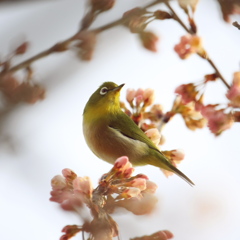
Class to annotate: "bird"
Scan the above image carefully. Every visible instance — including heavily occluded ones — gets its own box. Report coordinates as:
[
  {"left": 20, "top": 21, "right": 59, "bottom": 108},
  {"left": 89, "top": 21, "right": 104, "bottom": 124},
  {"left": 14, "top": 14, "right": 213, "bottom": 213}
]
[{"left": 83, "top": 82, "right": 194, "bottom": 186}]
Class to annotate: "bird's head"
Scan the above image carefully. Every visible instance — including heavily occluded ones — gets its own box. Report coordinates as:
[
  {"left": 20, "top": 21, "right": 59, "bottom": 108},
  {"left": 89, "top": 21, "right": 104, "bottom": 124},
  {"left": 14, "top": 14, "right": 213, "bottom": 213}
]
[{"left": 83, "top": 82, "right": 125, "bottom": 116}]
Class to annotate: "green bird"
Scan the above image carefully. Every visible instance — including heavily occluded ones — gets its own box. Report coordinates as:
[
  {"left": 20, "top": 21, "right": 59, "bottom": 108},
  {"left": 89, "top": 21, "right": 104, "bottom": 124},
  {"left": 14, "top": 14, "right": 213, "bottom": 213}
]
[{"left": 83, "top": 82, "right": 194, "bottom": 186}]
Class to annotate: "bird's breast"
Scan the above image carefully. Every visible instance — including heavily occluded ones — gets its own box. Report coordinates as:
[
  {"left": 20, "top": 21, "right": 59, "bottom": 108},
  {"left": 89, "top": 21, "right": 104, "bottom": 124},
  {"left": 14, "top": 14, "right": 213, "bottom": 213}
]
[{"left": 83, "top": 119, "right": 148, "bottom": 165}]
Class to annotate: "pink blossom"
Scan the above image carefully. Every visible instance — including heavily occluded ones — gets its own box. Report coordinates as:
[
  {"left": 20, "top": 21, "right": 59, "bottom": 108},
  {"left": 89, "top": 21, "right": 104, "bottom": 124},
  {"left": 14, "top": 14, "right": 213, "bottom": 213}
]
[
  {"left": 120, "top": 187, "right": 141, "bottom": 199},
  {"left": 60, "top": 225, "right": 81, "bottom": 240},
  {"left": 114, "top": 156, "right": 132, "bottom": 171},
  {"left": 170, "top": 149, "right": 185, "bottom": 161},
  {"left": 135, "top": 88, "right": 144, "bottom": 97},
  {"left": 128, "top": 178, "right": 147, "bottom": 191},
  {"left": 74, "top": 31, "right": 97, "bottom": 61},
  {"left": 178, "top": 0, "right": 199, "bottom": 13},
  {"left": 73, "top": 176, "right": 93, "bottom": 199},
  {"left": 136, "top": 95, "right": 143, "bottom": 107},
  {"left": 175, "top": 83, "right": 198, "bottom": 104},
  {"left": 123, "top": 167, "right": 135, "bottom": 178},
  {"left": 226, "top": 72, "right": 240, "bottom": 107},
  {"left": 174, "top": 35, "right": 202, "bottom": 59},
  {"left": 143, "top": 88, "right": 155, "bottom": 107},
  {"left": 134, "top": 173, "right": 149, "bottom": 180},
  {"left": 145, "top": 128, "right": 161, "bottom": 146},
  {"left": 51, "top": 175, "right": 66, "bottom": 190},
  {"left": 144, "top": 180, "right": 158, "bottom": 194},
  {"left": 201, "top": 105, "right": 234, "bottom": 135},
  {"left": 126, "top": 88, "right": 136, "bottom": 104},
  {"left": 62, "top": 168, "right": 77, "bottom": 182}
]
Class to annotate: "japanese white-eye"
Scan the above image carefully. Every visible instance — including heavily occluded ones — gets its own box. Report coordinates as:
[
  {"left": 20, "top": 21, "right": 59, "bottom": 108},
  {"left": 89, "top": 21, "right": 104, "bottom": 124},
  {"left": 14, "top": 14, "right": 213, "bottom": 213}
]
[{"left": 83, "top": 82, "right": 194, "bottom": 186}]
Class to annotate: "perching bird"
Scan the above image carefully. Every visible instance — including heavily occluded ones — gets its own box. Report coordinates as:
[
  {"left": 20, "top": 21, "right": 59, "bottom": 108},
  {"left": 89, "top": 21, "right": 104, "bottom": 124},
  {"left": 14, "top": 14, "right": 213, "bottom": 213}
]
[{"left": 83, "top": 82, "right": 194, "bottom": 186}]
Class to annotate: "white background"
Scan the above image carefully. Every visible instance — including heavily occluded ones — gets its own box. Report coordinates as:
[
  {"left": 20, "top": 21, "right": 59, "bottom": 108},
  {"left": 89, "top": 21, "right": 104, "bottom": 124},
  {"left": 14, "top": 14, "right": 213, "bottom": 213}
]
[{"left": 0, "top": 0, "right": 240, "bottom": 240}]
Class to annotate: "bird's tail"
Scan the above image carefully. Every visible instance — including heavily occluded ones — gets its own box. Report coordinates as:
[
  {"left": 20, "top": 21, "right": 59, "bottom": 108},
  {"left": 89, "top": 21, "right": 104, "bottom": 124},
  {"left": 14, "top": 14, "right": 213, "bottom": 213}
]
[
  {"left": 149, "top": 152, "right": 194, "bottom": 186},
  {"left": 165, "top": 161, "right": 195, "bottom": 186}
]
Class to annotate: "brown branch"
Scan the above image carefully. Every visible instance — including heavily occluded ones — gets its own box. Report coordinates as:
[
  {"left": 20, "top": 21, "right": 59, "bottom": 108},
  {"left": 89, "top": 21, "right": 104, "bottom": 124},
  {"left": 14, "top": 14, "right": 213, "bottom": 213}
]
[
  {"left": 4, "top": 0, "right": 165, "bottom": 75},
  {"left": 233, "top": 21, "right": 240, "bottom": 30},
  {"left": 164, "top": 1, "right": 230, "bottom": 89}
]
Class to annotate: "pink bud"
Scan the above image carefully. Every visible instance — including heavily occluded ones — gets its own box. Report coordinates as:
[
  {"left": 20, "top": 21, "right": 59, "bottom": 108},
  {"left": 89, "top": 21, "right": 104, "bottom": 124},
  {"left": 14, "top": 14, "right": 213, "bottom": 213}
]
[
  {"left": 126, "top": 88, "right": 136, "bottom": 103},
  {"left": 135, "top": 88, "right": 144, "bottom": 97},
  {"left": 134, "top": 174, "right": 149, "bottom": 180},
  {"left": 51, "top": 175, "right": 66, "bottom": 190},
  {"left": 62, "top": 168, "right": 77, "bottom": 182},
  {"left": 130, "top": 178, "right": 147, "bottom": 191},
  {"left": 145, "top": 128, "right": 161, "bottom": 146},
  {"left": 73, "top": 176, "right": 93, "bottom": 198},
  {"left": 171, "top": 149, "right": 185, "bottom": 161},
  {"left": 123, "top": 167, "right": 135, "bottom": 178},
  {"left": 121, "top": 187, "right": 141, "bottom": 198},
  {"left": 144, "top": 180, "right": 158, "bottom": 194},
  {"left": 136, "top": 95, "right": 143, "bottom": 107},
  {"left": 114, "top": 156, "right": 132, "bottom": 170},
  {"left": 143, "top": 88, "right": 155, "bottom": 106}
]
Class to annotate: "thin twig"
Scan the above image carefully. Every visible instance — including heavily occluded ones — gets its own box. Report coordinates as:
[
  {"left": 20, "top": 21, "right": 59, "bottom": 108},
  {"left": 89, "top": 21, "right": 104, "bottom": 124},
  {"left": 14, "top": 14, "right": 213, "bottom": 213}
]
[
  {"left": 232, "top": 21, "right": 240, "bottom": 30},
  {"left": 5, "top": 0, "right": 165, "bottom": 75},
  {"left": 164, "top": 1, "right": 230, "bottom": 89}
]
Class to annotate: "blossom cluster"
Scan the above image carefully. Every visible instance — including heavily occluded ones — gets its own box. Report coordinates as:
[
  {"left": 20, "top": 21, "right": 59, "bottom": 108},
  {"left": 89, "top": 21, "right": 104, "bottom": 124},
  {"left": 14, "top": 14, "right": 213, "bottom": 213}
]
[
  {"left": 0, "top": 42, "right": 45, "bottom": 105},
  {"left": 50, "top": 156, "right": 173, "bottom": 240},
  {"left": 174, "top": 34, "right": 205, "bottom": 59},
  {"left": 121, "top": 88, "right": 187, "bottom": 176},
  {"left": 174, "top": 71, "right": 240, "bottom": 135}
]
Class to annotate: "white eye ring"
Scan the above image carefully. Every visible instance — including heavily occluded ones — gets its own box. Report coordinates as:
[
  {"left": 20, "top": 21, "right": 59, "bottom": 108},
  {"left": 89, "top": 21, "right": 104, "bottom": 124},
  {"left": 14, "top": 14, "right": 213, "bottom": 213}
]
[{"left": 100, "top": 87, "right": 108, "bottom": 95}]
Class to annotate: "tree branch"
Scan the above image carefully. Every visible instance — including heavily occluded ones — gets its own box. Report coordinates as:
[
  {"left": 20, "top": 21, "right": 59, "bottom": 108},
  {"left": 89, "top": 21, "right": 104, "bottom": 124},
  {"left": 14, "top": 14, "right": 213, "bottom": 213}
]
[
  {"left": 164, "top": 1, "right": 230, "bottom": 89},
  {"left": 5, "top": 0, "right": 165, "bottom": 75}
]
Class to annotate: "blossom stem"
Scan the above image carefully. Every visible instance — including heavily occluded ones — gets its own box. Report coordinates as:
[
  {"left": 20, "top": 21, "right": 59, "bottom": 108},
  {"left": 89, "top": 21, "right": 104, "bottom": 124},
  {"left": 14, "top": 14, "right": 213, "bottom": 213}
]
[{"left": 164, "top": 1, "right": 230, "bottom": 89}]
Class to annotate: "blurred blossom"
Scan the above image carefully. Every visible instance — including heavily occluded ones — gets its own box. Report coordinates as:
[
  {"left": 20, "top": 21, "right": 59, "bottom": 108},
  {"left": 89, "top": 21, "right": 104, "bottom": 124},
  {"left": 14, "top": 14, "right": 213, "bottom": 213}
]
[
  {"left": 113, "top": 156, "right": 133, "bottom": 172},
  {"left": 143, "top": 88, "right": 155, "bottom": 107},
  {"left": 51, "top": 175, "right": 66, "bottom": 190},
  {"left": 126, "top": 88, "right": 136, "bottom": 104},
  {"left": 226, "top": 71, "right": 240, "bottom": 107},
  {"left": 139, "top": 31, "right": 159, "bottom": 52},
  {"left": 120, "top": 187, "right": 141, "bottom": 199},
  {"left": 62, "top": 168, "right": 77, "bottom": 181},
  {"left": 201, "top": 105, "right": 234, "bottom": 136},
  {"left": 173, "top": 98, "right": 207, "bottom": 130},
  {"left": 175, "top": 83, "right": 198, "bottom": 104},
  {"left": 178, "top": 0, "right": 199, "bottom": 13},
  {"left": 174, "top": 35, "right": 203, "bottom": 59},
  {"left": 73, "top": 176, "right": 93, "bottom": 199},
  {"left": 145, "top": 128, "right": 161, "bottom": 146},
  {"left": 60, "top": 225, "right": 82, "bottom": 240},
  {"left": 74, "top": 31, "right": 97, "bottom": 61},
  {"left": 144, "top": 180, "right": 158, "bottom": 194},
  {"left": 162, "top": 149, "right": 185, "bottom": 162}
]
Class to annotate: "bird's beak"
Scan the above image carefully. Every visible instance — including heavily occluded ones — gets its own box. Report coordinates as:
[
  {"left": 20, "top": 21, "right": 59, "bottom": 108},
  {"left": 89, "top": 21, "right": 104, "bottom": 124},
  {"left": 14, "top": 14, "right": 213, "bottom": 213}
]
[{"left": 112, "top": 83, "right": 125, "bottom": 92}]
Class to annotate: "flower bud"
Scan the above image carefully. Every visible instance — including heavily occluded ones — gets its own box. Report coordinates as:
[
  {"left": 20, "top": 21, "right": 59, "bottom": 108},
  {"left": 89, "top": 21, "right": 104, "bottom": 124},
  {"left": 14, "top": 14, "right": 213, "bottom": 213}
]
[
  {"left": 126, "top": 88, "right": 136, "bottom": 104},
  {"left": 73, "top": 176, "right": 93, "bottom": 198},
  {"left": 145, "top": 128, "right": 161, "bottom": 146},
  {"left": 143, "top": 88, "right": 155, "bottom": 107},
  {"left": 120, "top": 187, "right": 141, "bottom": 199},
  {"left": 51, "top": 175, "right": 66, "bottom": 190},
  {"left": 62, "top": 168, "right": 77, "bottom": 182}
]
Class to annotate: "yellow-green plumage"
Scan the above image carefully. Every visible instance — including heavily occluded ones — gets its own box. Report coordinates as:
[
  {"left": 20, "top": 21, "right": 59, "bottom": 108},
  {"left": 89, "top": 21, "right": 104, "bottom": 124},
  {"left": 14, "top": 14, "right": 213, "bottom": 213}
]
[{"left": 83, "top": 82, "right": 194, "bottom": 186}]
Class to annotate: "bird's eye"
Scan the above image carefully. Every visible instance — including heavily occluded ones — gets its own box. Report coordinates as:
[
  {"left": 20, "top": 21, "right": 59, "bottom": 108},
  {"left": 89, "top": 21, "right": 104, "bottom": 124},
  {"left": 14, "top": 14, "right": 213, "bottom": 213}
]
[{"left": 100, "top": 87, "right": 108, "bottom": 95}]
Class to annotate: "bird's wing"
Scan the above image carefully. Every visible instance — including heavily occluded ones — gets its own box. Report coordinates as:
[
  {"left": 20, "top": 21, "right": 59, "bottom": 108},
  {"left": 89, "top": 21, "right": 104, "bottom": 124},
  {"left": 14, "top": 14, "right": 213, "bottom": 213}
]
[{"left": 109, "top": 113, "right": 165, "bottom": 156}]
